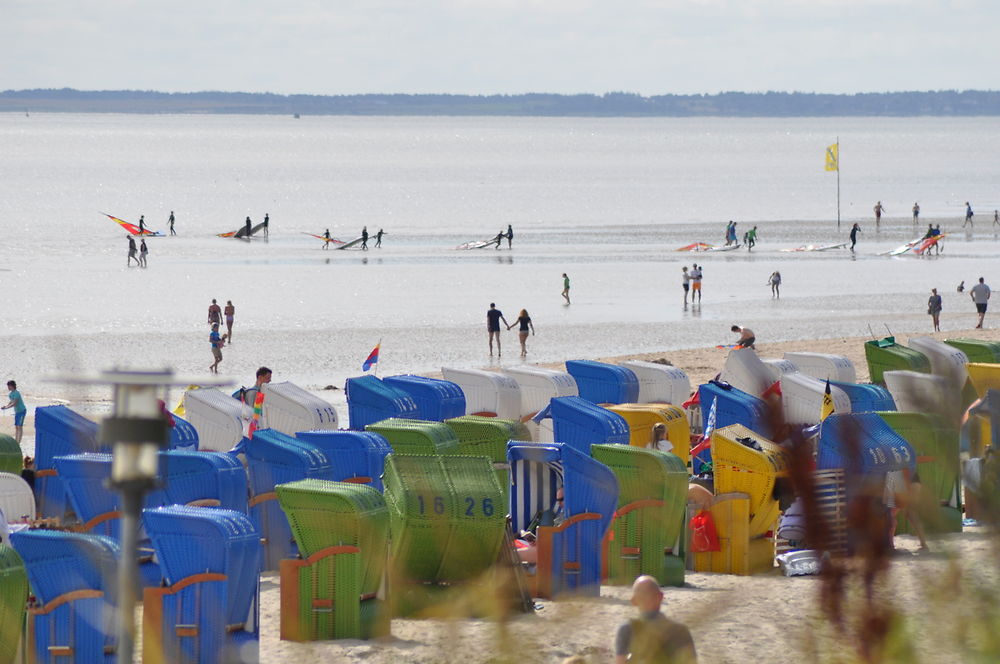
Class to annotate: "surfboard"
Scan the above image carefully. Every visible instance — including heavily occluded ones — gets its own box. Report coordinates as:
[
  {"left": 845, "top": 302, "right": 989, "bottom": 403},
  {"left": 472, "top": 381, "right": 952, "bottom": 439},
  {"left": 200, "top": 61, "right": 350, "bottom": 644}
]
[
  {"left": 708, "top": 243, "right": 741, "bottom": 252},
  {"left": 883, "top": 237, "right": 923, "bottom": 256},
  {"left": 335, "top": 236, "right": 365, "bottom": 250},
  {"left": 780, "top": 244, "right": 817, "bottom": 252},
  {"left": 815, "top": 242, "right": 849, "bottom": 251},
  {"left": 675, "top": 242, "right": 713, "bottom": 252},
  {"left": 455, "top": 238, "right": 495, "bottom": 250}
]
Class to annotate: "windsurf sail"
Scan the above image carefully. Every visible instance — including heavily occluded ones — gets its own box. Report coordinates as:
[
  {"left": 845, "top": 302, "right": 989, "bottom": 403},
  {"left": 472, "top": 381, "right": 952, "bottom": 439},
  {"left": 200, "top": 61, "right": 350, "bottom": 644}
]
[
  {"left": 675, "top": 242, "right": 713, "bottom": 252},
  {"left": 913, "top": 233, "right": 947, "bottom": 256},
  {"left": 707, "top": 243, "right": 741, "bottom": 252},
  {"left": 882, "top": 237, "right": 924, "bottom": 256},
  {"left": 248, "top": 221, "right": 267, "bottom": 236},
  {"left": 336, "top": 236, "right": 366, "bottom": 250},
  {"left": 103, "top": 212, "right": 162, "bottom": 236},
  {"left": 816, "top": 242, "right": 849, "bottom": 251},
  {"left": 455, "top": 238, "right": 495, "bottom": 250},
  {"left": 304, "top": 232, "right": 345, "bottom": 245}
]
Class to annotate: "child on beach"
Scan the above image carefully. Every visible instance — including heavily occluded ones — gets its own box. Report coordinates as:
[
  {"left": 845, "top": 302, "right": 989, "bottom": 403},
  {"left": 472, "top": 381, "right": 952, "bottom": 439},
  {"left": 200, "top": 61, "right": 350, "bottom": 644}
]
[
  {"left": 768, "top": 271, "right": 781, "bottom": 298},
  {"left": 1, "top": 381, "right": 26, "bottom": 446},
  {"left": 209, "top": 323, "right": 227, "bottom": 373},
  {"left": 682, "top": 266, "right": 690, "bottom": 303}
]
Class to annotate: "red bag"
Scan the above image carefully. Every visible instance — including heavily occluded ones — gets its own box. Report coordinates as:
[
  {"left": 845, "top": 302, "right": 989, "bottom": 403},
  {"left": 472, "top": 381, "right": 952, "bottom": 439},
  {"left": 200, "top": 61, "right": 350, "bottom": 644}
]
[{"left": 689, "top": 509, "right": 721, "bottom": 552}]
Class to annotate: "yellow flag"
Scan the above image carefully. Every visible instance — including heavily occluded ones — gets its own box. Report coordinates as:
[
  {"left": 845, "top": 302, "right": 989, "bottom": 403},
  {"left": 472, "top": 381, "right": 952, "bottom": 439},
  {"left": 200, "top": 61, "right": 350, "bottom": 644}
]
[
  {"left": 820, "top": 379, "right": 835, "bottom": 421},
  {"left": 825, "top": 143, "right": 839, "bottom": 172}
]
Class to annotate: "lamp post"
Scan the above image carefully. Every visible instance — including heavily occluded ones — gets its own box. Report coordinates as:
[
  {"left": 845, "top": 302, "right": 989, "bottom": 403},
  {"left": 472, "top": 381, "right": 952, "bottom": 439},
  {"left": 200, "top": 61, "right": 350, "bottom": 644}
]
[{"left": 51, "top": 368, "right": 227, "bottom": 664}]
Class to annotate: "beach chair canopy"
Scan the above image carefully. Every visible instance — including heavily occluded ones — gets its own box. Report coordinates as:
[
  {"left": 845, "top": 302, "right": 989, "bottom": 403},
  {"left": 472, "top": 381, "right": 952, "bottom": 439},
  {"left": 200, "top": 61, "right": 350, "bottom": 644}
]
[
  {"left": 711, "top": 424, "right": 790, "bottom": 536},
  {"left": 11, "top": 529, "right": 119, "bottom": 606},
  {"left": 547, "top": 396, "right": 630, "bottom": 454},
  {"left": 828, "top": 380, "right": 896, "bottom": 413},
  {"left": 780, "top": 373, "right": 852, "bottom": 426},
  {"left": 864, "top": 337, "right": 931, "bottom": 384},
  {"left": 817, "top": 413, "right": 917, "bottom": 475},
  {"left": 294, "top": 430, "right": 393, "bottom": 491},
  {"left": 883, "top": 370, "right": 960, "bottom": 418},
  {"left": 605, "top": 404, "right": 690, "bottom": 466},
  {"left": 943, "top": 338, "right": 1000, "bottom": 364},
  {"left": 168, "top": 413, "right": 199, "bottom": 451},
  {"left": 720, "top": 348, "right": 775, "bottom": 397},
  {"left": 182, "top": 387, "right": 245, "bottom": 452},
  {"left": 0, "top": 435, "right": 21, "bottom": 475},
  {"left": 365, "top": 418, "right": 460, "bottom": 455},
  {"left": 440, "top": 367, "right": 522, "bottom": 419},
  {"left": 245, "top": 428, "right": 332, "bottom": 495},
  {"left": 759, "top": 358, "right": 799, "bottom": 383},
  {"left": 783, "top": 352, "right": 857, "bottom": 383},
  {"left": 565, "top": 360, "right": 639, "bottom": 405},
  {"left": 34, "top": 405, "right": 100, "bottom": 470},
  {"left": 0, "top": 472, "right": 34, "bottom": 523},
  {"left": 908, "top": 337, "right": 969, "bottom": 383},
  {"left": 345, "top": 375, "right": 419, "bottom": 430},
  {"left": 444, "top": 415, "right": 531, "bottom": 462},
  {"left": 383, "top": 375, "right": 466, "bottom": 421},
  {"left": 506, "top": 442, "right": 618, "bottom": 537},
  {"left": 151, "top": 450, "right": 248, "bottom": 513},
  {"left": 503, "top": 366, "right": 578, "bottom": 416},
  {"left": 698, "top": 380, "right": 774, "bottom": 439},
  {"left": 618, "top": 360, "right": 691, "bottom": 405},
  {"left": 261, "top": 381, "right": 339, "bottom": 435}
]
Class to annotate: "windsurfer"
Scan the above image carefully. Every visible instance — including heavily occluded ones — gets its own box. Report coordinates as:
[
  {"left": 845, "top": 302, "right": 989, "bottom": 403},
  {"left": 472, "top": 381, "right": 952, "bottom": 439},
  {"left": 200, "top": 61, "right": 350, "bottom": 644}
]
[
  {"left": 361, "top": 226, "right": 369, "bottom": 250},
  {"left": 263, "top": 213, "right": 269, "bottom": 235},
  {"left": 376, "top": 228, "right": 384, "bottom": 248},
  {"left": 322, "top": 229, "right": 331, "bottom": 250},
  {"left": 169, "top": 211, "right": 176, "bottom": 235},
  {"left": 849, "top": 223, "right": 861, "bottom": 251},
  {"left": 245, "top": 217, "right": 252, "bottom": 237},
  {"left": 138, "top": 215, "right": 146, "bottom": 234}
]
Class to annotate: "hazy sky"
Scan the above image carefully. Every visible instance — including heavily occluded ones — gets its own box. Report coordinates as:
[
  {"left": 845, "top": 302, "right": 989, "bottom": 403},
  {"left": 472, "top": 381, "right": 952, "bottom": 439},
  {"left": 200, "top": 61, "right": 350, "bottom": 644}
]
[{"left": 4, "top": 0, "right": 997, "bottom": 95}]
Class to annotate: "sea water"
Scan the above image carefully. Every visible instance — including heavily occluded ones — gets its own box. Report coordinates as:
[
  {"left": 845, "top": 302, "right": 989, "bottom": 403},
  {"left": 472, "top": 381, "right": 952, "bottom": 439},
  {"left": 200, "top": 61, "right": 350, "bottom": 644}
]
[{"left": 1, "top": 113, "right": 999, "bottom": 401}]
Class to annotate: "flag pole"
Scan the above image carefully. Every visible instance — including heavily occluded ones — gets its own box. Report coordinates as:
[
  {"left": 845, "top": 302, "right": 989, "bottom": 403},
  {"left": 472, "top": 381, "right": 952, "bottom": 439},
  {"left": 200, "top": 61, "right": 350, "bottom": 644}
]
[
  {"left": 374, "top": 338, "right": 381, "bottom": 377},
  {"left": 836, "top": 137, "right": 841, "bottom": 231}
]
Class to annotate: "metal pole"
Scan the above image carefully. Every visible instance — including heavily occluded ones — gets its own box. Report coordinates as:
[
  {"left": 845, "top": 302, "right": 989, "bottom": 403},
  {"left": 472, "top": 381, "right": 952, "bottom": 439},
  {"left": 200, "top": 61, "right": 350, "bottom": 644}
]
[{"left": 117, "top": 488, "right": 142, "bottom": 664}]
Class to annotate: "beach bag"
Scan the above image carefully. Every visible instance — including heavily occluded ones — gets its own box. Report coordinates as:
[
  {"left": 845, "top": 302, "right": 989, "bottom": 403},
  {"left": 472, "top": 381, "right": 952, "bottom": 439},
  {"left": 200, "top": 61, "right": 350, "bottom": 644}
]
[
  {"left": 689, "top": 509, "right": 720, "bottom": 552},
  {"left": 778, "top": 498, "right": 807, "bottom": 543}
]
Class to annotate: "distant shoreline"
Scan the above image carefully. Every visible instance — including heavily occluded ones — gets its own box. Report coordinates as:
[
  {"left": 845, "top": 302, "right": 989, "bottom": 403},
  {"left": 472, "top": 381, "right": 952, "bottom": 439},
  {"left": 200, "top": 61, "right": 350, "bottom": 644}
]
[{"left": 3, "top": 88, "right": 1000, "bottom": 117}]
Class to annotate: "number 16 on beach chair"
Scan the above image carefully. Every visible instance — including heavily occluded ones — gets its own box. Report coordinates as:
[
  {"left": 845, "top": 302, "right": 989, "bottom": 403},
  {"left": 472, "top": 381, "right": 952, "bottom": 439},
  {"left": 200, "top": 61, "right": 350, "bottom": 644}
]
[{"left": 507, "top": 442, "right": 618, "bottom": 599}]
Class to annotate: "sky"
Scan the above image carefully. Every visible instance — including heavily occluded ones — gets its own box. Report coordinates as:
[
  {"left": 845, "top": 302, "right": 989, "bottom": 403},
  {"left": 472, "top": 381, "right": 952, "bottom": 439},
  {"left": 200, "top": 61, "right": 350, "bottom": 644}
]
[{"left": 3, "top": 0, "right": 998, "bottom": 96}]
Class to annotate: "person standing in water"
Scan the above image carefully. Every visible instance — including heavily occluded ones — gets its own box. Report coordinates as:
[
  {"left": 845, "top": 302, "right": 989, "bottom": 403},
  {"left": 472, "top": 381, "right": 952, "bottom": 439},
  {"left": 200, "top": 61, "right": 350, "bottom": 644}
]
[
  {"left": 874, "top": 201, "right": 884, "bottom": 227},
  {"left": 768, "top": 271, "right": 781, "bottom": 298},
  {"left": 361, "top": 226, "right": 369, "bottom": 250},
  {"left": 746, "top": 225, "right": 758, "bottom": 251},
  {"left": 561, "top": 273, "right": 571, "bottom": 304},
  {"left": 138, "top": 215, "right": 146, "bottom": 234},
  {"left": 912, "top": 202, "right": 920, "bottom": 223},
  {"left": 927, "top": 288, "right": 942, "bottom": 332},
  {"left": 207, "top": 299, "right": 223, "bottom": 327},
  {"left": 486, "top": 303, "right": 509, "bottom": 357},
  {"left": 964, "top": 202, "right": 974, "bottom": 227},
  {"left": 209, "top": 323, "right": 227, "bottom": 373},
  {"left": 849, "top": 223, "right": 861, "bottom": 252},
  {"left": 169, "top": 211, "right": 176, "bottom": 235},
  {"left": 375, "top": 228, "right": 384, "bottom": 248},
  {"left": 139, "top": 238, "right": 149, "bottom": 268},
  {"left": 322, "top": 229, "right": 331, "bottom": 250},
  {"left": 994, "top": 210, "right": 999, "bottom": 227},
  {"left": 224, "top": 300, "right": 235, "bottom": 344},
  {"left": 507, "top": 308, "right": 535, "bottom": 358},
  {"left": 244, "top": 216, "right": 252, "bottom": 237},
  {"left": 506, "top": 224, "right": 514, "bottom": 249},
  {"left": 681, "top": 266, "right": 691, "bottom": 304},
  {"left": 127, "top": 236, "right": 139, "bottom": 266},
  {"left": 971, "top": 277, "right": 991, "bottom": 329},
  {"left": 263, "top": 213, "right": 269, "bottom": 236},
  {"left": 690, "top": 263, "right": 702, "bottom": 303}
]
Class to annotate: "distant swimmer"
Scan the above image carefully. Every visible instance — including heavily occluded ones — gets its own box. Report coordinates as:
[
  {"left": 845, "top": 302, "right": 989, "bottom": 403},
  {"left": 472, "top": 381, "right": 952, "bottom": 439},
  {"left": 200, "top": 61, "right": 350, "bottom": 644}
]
[
  {"left": 912, "top": 202, "right": 920, "bottom": 222},
  {"left": 169, "top": 211, "right": 176, "bottom": 236},
  {"left": 139, "top": 238, "right": 148, "bottom": 268},
  {"left": 486, "top": 303, "right": 509, "bottom": 357},
  {"left": 849, "top": 223, "right": 861, "bottom": 252},
  {"left": 208, "top": 298, "right": 223, "bottom": 327},
  {"left": 138, "top": 215, "right": 146, "bottom": 235},
  {"left": 245, "top": 216, "right": 252, "bottom": 237},
  {"left": 964, "top": 202, "right": 974, "bottom": 227},
  {"left": 506, "top": 224, "right": 513, "bottom": 249},
  {"left": 768, "top": 271, "right": 781, "bottom": 298},
  {"left": 361, "top": 226, "right": 369, "bottom": 251},
  {"left": 682, "top": 266, "right": 690, "bottom": 304},
  {"left": 690, "top": 264, "right": 702, "bottom": 303},
  {"left": 322, "top": 228, "right": 331, "bottom": 250},
  {"left": 874, "top": 201, "right": 884, "bottom": 227},
  {"left": 731, "top": 325, "right": 756, "bottom": 349},
  {"left": 209, "top": 323, "right": 227, "bottom": 374},
  {"left": 263, "top": 213, "right": 269, "bottom": 236},
  {"left": 375, "top": 228, "right": 384, "bottom": 248},
  {"left": 224, "top": 300, "right": 235, "bottom": 344},
  {"left": 127, "top": 236, "right": 139, "bottom": 267},
  {"left": 561, "top": 273, "right": 571, "bottom": 304}
]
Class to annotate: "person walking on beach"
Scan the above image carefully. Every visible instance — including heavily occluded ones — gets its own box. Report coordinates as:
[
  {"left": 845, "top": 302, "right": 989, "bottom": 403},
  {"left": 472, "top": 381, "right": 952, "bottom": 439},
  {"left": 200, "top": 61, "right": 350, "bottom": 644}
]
[
  {"left": 732, "top": 325, "right": 756, "bottom": 349},
  {"left": 138, "top": 215, "right": 146, "bottom": 235},
  {"left": 506, "top": 224, "right": 513, "bottom": 249},
  {"left": 208, "top": 299, "right": 223, "bottom": 327},
  {"left": 849, "top": 223, "right": 861, "bottom": 252},
  {"left": 561, "top": 273, "right": 571, "bottom": 304},
  {"left": 169, "top": 211, "right": 176, "bottom": 236},
  {"left": 768, "top": 271, "right": 781, "bottom": 298},
  {"left": 690, "top": 264, "right": 702, "bottom": 303},
  {"left": 127, "top": 236, "right": 139, "bottom": 266},
  {"left": 361, "top": 226, "right": 369, "bottom": 250},
  {"left": 994, "top": 210, "right": 999, "bottom": 227},
  {"left": 486, "top": 303, "right": 509, "bottom": 357},
  {"left": 913, "top": 202, "right": 920, "bottom": 223},
  {"left": 928, "top": 288, "right": 943, "bottom": 332},
  {"left": 375, "top": 228, "right": 384, "bottom": 248},
  {"left": 971, "top": 277, "right": 991, "bottom": 329},
  {"left": 263, "top": 213, "right": 269, "bottom": 236},
  {"left": 746, "top": 225, "right": 758, "bottom": 251},
  {"left": 139, "top": 238, "right": 148, "bottom": 268},
  {"left": 1, "top": 381, "right": 27, "bottom": 447},
  {"left": 224, "top": 300, "right": 235, "bottom": 344},
  {"left": 614, "top": 575, "right": 697, "bottom": 664},
  {"left": 874, "top": 201, "right": 884, "bottom": 228},
  {"left": 681, "top": 266, "right": 691, "bottom": 304},
  {"left": 208, "top": 323, "right": 227, "bottom": 373},
  {"left": 963, "top": 202, "right": 974, "bottom": 227},
  {"left": 507, "top": 308, "right": 535, "bottom": 358}
]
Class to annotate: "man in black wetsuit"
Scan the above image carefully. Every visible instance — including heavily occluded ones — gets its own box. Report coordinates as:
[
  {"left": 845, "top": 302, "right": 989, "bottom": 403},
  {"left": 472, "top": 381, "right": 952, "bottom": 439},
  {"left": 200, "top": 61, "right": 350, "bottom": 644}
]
[
  {"left": 506, "top": 224, "right": 513, "bottom": 249},
  {"left": 138, "top": 215, "right": 146, "bottom": 234},
  {"left": 486, "top": 303, "right": 509, "bottom": 357},
  {"left": 245, "top": 216, "right": 252, "bottom": 237},
  {"left": 127, "top": 236, "right": 139, "bottom": 266},
  {"left": 169, "top": 211, "right": 176, "bottom": 235},
  {"left": 263, "top": 213, "right": 269, "bottom": 235},
  {"left": 375, "top": 229, "right": 384, "bottom": 248},
  {"left": 361, "top": 226, "right": 369, "bottom": 250},
  {"left": 322, "top": 229, "right": 331, "bottom": 250}
]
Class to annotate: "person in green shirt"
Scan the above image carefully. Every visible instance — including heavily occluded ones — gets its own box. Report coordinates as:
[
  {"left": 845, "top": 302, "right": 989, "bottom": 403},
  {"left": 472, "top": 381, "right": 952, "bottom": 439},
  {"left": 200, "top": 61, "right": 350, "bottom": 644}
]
[{"left": 2, "top": 380, "right": 26, "bottom": 446}]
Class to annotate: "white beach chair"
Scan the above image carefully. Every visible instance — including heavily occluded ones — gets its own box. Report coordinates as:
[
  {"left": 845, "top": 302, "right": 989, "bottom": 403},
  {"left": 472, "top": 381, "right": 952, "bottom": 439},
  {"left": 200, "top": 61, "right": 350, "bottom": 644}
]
[
  {"left": 759, "top": 358, "right": 799, "bottom": 383},
  {"left": 780, "top": 372, "right": 851, "bottom": 426},
  {"left": 907, "top": 337, "right": 969, "bottom": 385},
  {"left": 183, "top": 388, "right": 245, "bottom": 452},
  {"left": 719, "top": 348, "right": 774, "bottom": 396},
  {"left": 261, "top": 381, "right": 338, "bottom": 435},
  {"left": 504, "top": 366, "right": 578, "bottom": 442},
  {"left": 883, "top": 370, "right": 959, "bottom": 416},
  {"left": 783, "top": 352, "right": 857, "bottom": 383},
  {"left": 618, "top": 360, "right": 692, "bottom": 405},
  {"left": 440, "top": 367, "right": 522, "bottom": 419},
  {"left": 0, "top": 472, "right": 35, "bottom": 523}
]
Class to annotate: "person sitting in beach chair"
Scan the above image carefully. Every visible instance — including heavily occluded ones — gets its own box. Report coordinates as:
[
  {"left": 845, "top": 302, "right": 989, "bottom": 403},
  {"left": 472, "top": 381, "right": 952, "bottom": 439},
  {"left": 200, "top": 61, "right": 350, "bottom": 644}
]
[{"left": 514, "top": 486, "right": 565, "bottom": 564}]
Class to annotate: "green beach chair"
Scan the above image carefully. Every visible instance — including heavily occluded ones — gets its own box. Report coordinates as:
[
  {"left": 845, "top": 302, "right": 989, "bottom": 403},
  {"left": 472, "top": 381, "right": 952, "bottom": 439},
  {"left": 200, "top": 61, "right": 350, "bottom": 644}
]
[
  {"left": 864, "top": 337, "right": 931, "bottom": 384},
  {"left": 275, "top": 479, "right": 389, "bottom": 641},
  {"left": 0, "top": 436, "right": 21, "bottom": 476},
  {"left": 382, "top": 454, "right": 507, "bottom": 616},
  {"left": 365, "top": 418, "right": 460, "bottom": 455},
  {"left": 591, "top": 444, "right": 688, "bottom": 586},
  {"left": 944, "top": 338, "right": 1000, "bottom": 364},
  {"left": 0, "top": 544, "right": 27, "bottom": 664},
  {"left": 444, "top": 415, "right": 532, "bottom": 502},
  {"left": 878, "top": 412, "right": 962, "bottom": 533}
]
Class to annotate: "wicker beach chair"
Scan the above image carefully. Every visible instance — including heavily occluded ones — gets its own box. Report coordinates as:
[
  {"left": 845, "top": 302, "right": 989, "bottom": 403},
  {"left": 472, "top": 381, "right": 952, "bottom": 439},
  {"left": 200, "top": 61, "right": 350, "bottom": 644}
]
[
  {"left": 365, "top": 418, "right": 460, "bottom": 455},
  {"left": 0, "top": 472, "right": 35, "bottom": 524},
  {"left": 591, "top": 444, "right": 688, "bottom": 586},
  {"left": 275, "top": 479, "right": 389, "bottom": 640},
  {"left": 141, "top": 506, "right": 260, "bottom": 664},
  {"left": 383, "top": 375, "right": 466, "bottom": 421},
  {"left": 345, "top": 375, "right": 419, "bottom": 430},
  {"left": 565, "top": 360, "right": 640, "bottom": 405},
  {"left": 605, "top": 404, "right": 691, "bottom": 466},
  {"left": 152, "top": 450, "right": 248, "bottom": 513},
  {"left": 11, "top": 529, "right": 120, "bottom": 663},
  {"left": 0, "top": 436, "right": 20, "bottom": 476},
  {"left": 507, "top": 442, "right": 618, "bottom": 598},
  {"left": 444, "top": 415, "right": 531, "bottom": 502},
  {"left": 618, "top": 360, "right": 692, "bottom": 406},
  {"left": 294, "top": 430, "right": 393, "bottom": 491},
  {"left": 34, "top": 405, "right": 101, "bottom": 519},
  {"left": 260, "top": 381, "right": 339, "bottom": 435},
  {"left": 0, "top": 544, "right": 27, "bottom": 664},
  {"left": 245, "top": 429, "right": 333, "bottom": 571},
  {"left": 440, "top": 367, "right": 522, "bottom": 419},
  {"left": 864, "top": 336, "right": 930, "bottom": 384},
  {"left": 944, "top": 338, "right": 1000, "bottom": 364},
  {"left": 547, "top": 396, "right": 630, "bottom": 454}
]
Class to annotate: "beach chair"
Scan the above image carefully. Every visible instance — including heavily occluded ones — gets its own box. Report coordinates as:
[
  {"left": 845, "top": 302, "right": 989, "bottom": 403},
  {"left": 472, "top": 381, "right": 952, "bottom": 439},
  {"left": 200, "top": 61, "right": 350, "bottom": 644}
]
[
  {"left": 11, "top": 529, "right": 120, "bottom": 663},
  {"left": 276, "top": 479, "right": 389, "bottom": 640},
  {"left": 181, "top": 387, "right": 245, "bottom": 452},
  {"left": 592, "top": 444, "right": 688, "bottom": 586},
  {"left": 0, "top": 544, "right": 27, "bottom": 664},
  {"left": 444, "top": 415, "right": 531, "bottom": 501},
  {"left": 260, "top": 381, "right": 339, "bottom": 435},
  {"left": 565, "top": 360, "right": 639, "bottom": 405},
  {"left": 965, "top": 363, "right": 1000, "bottom": 399},
  {"left": 365, "top": 418, "right": 459, "bottom": 455},
  {"left": 33, "top": 405, "right": 101, "bottom": 519},
  {"left": 908, "top": 337, "right": 969, "bottom": 383},
  {"left": 944, "top": 338, "right": 1000, "bottom": 364},
  {"left": 719, "top": 348, "right": 775, "bottom": 397},
  {"left": 883, "top": 370, "right": 960, "bottom": 420},
  {"left": 382, "top": 454, "right": 507, "bottom": 615},
  {"left": 618, "top": 360, "right": 692, "bottom": 405},
  {"left": 142, "top": 506, "right": 260, "bottom": 664},
  {"left": 864, "top": 337, "right": 930, "bottom": 384},
  {"left": 440, "top": 367, "right": 522, "bottom": 419},
  {"left": 828, "top": 380, "right": 895, "bottom": 413},
  {"left": 544, "top": 396, "right": 630, "bottom": 454},
  {"left": 383, "top": 375, "right": 466, "bottom": 421},
  {"left": 504, "top": 366, "right": 578, "bottom": 442},
  {"left": 692, "top": 424, "right": 790, "bottom": 575},
  {"left": 345, "top": 376, "right": 419, "bottom": 430},
  {"left": 606, "top": 403, "right": 691, "bottom": 467},
  {"left": 245, "top": 429, "right": 333, "bottom": 571},
  {"left": 780, "top": 373, "right": 852, "bottom": 426},
  {"left": 168, "top": 414, "right": 200, "bottom": 451},
  {"left": 698, "top": 380, "right": 774, "bottom": 439},
  {"left": 879, "top": 412, "right": 962, "bottom": 533},
  {"left": 0, "top": 472, "right": 35, "bottom": 524},
  {"left": 0, "top": 435, "right": 20, "bottom": 476},
  {"left": 507, "top": 442, "right": 618, "bottom": 598},
  {"left": 294, "top": 430, "right": 393, "bottom": 491},
  {"left": 759, "top": 357, "right": 799, "bottom": 382},
  {"left": 151, "top": 450, "right": 249, "bottom": 514},
  {"left": 783, "top": 352, "right": 857, "bottom": 383}
]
